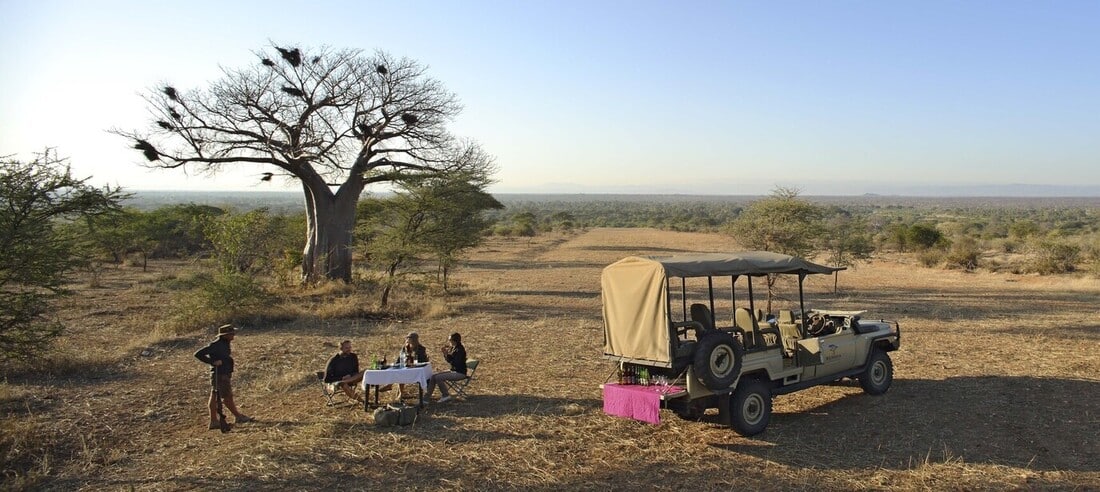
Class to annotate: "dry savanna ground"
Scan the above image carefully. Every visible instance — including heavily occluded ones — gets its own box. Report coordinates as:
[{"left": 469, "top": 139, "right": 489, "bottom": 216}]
[{"left": 2, "top": 228, "right": 1099, "bottom": 491}]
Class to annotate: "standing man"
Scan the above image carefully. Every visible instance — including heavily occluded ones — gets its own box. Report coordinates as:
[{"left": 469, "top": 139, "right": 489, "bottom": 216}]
[{"left": 195, "top": 324, "right": 253, "bottom": 429}]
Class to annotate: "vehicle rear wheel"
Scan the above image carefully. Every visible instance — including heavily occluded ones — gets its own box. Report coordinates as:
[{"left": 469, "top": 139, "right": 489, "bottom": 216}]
[
  {"left": 858, "top": 350, "right": 893, "bottom": 395},
  {"left": 729, "top": 378, "right": 771, "bottom": 436},
  {"left": 693, "top": 332, "right": 743, "bottom": 390}
]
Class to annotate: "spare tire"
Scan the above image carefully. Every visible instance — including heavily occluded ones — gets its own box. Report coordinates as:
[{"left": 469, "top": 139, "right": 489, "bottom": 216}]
[{"left": 693, "top": 332, "right": 743, "bottom": 390}]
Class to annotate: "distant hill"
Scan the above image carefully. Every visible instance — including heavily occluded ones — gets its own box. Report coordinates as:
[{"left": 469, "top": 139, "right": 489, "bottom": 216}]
[
  {"left": 124, "top": 190, "right": 1100, "bottom": 213},
  {"left": 123, "top": 191, "right": 307, "bottom": 213},
  {"left": 493, "top": 182, "right": 1100, "bottom": 197}
]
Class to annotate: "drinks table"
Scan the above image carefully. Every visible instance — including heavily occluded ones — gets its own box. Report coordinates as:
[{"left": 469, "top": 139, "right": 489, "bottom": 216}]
[{"left": 361, "top": 362, "right": 433, "bottom": 410}]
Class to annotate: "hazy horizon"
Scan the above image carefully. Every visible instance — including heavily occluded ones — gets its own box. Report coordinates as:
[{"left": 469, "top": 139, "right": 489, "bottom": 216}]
[{"left": 3, "top": 1, "right": 1099, "bottom": 194}]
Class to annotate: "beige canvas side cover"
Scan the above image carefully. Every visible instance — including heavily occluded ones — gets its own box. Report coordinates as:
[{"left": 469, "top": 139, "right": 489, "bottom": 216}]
[{"left": 601, "top": 257, "right": 671, "bottom": 364}]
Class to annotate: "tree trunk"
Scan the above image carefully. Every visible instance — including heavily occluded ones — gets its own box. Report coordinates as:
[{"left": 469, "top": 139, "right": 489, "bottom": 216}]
[
  {"left": 380, "top": 257, "right": 402, "bottom": 307},
  {"left": 442, "top": 263, "right": 449, "bottom": 292},
  {"left": 300, "top": 178, "right": 363, "bottom": 283}
]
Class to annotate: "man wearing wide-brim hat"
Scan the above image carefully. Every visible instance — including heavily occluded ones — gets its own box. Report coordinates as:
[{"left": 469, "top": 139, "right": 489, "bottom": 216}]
[{"left": 194, "top": 324, "right": 253, "bottom": 429}]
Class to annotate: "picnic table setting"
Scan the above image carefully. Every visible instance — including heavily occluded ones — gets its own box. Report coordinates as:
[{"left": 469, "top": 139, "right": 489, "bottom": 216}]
[{"left": 360, "top": 358, "right": 433, "bottom": 409}]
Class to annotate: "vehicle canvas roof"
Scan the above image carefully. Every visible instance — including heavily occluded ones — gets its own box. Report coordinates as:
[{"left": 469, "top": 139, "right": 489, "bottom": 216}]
[
  {"left": 641, "top": 251, "right": 842, "bottom": 278},
  {"left": 601, "top": 251, "right": 841, "bottom": 365}
]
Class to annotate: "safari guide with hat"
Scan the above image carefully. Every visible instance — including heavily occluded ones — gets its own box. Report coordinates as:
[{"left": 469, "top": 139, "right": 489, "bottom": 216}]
[{"left": 194, "top": 324, "right": 253, "bottom": 429}]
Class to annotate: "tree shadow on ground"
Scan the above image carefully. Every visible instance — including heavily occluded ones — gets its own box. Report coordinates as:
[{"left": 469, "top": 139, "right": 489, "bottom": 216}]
[
  {"left": 577, "top": 245, "right": 700, "bottom": 254},
  {"left": 824, "top": 287, "right": 1098, "bottom": 323},
  {"left": 710, "top": 376, "right": 1100, "bottom": 472},
  {"left": 455, "top": 297, "right": 597, "bottom": 321},
  {"left": 463, "top": 259, "right": 606, "bottom": 270}
]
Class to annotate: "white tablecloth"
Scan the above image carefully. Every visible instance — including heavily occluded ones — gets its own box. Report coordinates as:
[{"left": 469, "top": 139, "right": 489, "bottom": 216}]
[{"left": 361, "top": 363, "right": 433, "bottom": 391}]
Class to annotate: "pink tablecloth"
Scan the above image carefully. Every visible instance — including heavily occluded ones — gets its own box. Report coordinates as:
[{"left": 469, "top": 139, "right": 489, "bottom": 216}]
[{"left": 602, "top": 383, "right": 684, "bottom": 425}]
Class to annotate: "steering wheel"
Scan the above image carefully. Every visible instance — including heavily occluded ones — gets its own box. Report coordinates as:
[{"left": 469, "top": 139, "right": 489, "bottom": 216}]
[{"left": 807, "top": 314, "right": 826, "bottom": 337}]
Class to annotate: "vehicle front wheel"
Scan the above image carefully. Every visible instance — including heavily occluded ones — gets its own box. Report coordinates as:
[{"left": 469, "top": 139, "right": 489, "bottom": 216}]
[
  {"left": 729, "top": 378, "right": 771, "bottom": 437},
  {"left": 858, "top": 350, "right": 893, "bottom": 395}
]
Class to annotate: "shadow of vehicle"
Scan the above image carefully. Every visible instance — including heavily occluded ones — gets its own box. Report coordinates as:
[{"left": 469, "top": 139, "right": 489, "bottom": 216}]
[{"left": 709, "top": 375, "right": 1099, "bottom": 472}]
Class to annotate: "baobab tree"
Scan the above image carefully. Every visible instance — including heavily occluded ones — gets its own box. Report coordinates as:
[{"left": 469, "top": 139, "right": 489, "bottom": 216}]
[{"left": 115, "top": 44, "right": 495, "bottom": 282}]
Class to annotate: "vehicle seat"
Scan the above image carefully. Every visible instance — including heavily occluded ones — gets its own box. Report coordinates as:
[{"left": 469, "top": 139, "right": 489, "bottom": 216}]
[
  {"left": 734, "top": 308, "right": 758, "bottom": 349},
  {"left": 737, "top": 307, "right": 781, "bottom": 350},
  {"left": 689, "top": 303, "right": 715, "bottom": 332},
  {"left": 776, "top": 310, "right": 800, "bottom": 357}
]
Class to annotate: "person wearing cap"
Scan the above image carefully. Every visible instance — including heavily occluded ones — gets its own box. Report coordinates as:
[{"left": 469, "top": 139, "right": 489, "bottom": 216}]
[
  {"left": 396, "top": 332, "right": 429, "bottom": 400},
  {"left": 400, "top": 332, "right": 429, "bottom": 364},
  {"left": 194, "top": 324, "right": 252, "bottom": 429}
]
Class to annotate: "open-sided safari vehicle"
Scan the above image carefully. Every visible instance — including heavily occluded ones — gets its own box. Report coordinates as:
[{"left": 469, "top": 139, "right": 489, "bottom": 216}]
[{"left": 601, "top": 251, "right": 900, "bottom": 436}]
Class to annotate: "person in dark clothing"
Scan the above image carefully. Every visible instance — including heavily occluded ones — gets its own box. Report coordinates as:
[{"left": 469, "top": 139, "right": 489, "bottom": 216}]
[
  {"left": 194, "top": 324, "right": 252, "bottom": 429},
  {"left": 325, "top": 340, "right": 364, "bottom": 401},
  {"left": 400, "top": 332, "right": 429, "bottom": 364},
  {"left": 426, "top": 332, "right": 468, "bottom": 403},
  {"left": 393, "top": 332, "right": 429, "bottom": 400}
]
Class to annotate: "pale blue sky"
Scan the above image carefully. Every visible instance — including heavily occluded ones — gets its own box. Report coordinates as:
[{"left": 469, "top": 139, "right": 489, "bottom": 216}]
[{"left": 2, "top": 1, "right": 1098, "bottom": 195}]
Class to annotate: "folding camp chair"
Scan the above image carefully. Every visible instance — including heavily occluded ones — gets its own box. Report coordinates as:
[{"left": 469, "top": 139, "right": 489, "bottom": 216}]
[
  {"left": 316, "top": 370, "right": 359, "bottom": 406},
  {"left": 444, "top": 359, "right": 479, "bottom": 399},
  {"left": 316, "top": 371, "right": 340, "bottom": 406}
]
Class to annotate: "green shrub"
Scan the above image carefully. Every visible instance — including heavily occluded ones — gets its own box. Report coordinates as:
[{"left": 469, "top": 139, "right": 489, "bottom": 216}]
[
  {"left": 166, "top": 271, "right": 272, "bottom": 330},
  {"left": 908, "top": 224, "right": 946, "bottom": 250},
  {"left": 918, "top": 249, "right": 943, "bottom": 268},
  {"left": 1029, "top": 240, "right": 1081, "bottom": 274},
  {"left": 944, "top": 238, "right": 981, "bottom": 271},
  {"left": 998, "top": 239, "right": 1022, "bottom": 254},
  {"left": 195, "top": 271, "right": 272, "bottom": 313},
  {"left": 512, "top": 223, "right": 536, "bottom": 237}
]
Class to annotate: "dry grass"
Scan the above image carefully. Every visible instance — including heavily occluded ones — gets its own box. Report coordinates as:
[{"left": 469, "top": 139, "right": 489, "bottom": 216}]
[{"left": 2, "top": 228, "right": 1098, "bottom": 491}]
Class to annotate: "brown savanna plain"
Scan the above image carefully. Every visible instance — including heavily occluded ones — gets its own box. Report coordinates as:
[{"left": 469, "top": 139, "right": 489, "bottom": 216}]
[{"left": 3, "top": 228, "right": 1098, "bottom": 491}]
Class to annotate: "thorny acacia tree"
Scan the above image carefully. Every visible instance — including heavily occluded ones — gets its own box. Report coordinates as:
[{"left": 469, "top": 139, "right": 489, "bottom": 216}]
[
  {"left": 0, "top": 150, "right": 125, "bottom": 360},
  {"left": 728, "top": 187, "right": 826, "bottom": 310},
  {"left": 116, "top": 44, "right": 494, "bottom": 282},
  {"left": 359, "top": 168, "right": 501, "bottom": 306}
]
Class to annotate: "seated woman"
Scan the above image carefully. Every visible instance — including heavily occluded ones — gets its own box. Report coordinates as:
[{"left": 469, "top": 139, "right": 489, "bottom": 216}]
[
  {"left": 324, "top": 340, "right": 364, "bottom": 402},
  {"left": 400, "top": 332, "right": 429, "bottom": 364},
  {"left": 395, "top": 332, "right": 429, "bottom": 400},
  {"left": 426, "top": 333, "right": 468, "bottom": 403}
]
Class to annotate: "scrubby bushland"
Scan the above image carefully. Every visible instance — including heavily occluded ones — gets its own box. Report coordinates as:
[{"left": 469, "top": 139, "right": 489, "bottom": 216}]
[
  {"left": 0, "top": 150, "right": 125, "bottom": 360},
  {"left": 1029, "top": 240, "right": 1081, "bottom": 274},
  {"left": 944, "top": 237, "right": 982, "bottom": 271},
  {"left": 357, "top": 170, "right": 500, "bottom": 306}
]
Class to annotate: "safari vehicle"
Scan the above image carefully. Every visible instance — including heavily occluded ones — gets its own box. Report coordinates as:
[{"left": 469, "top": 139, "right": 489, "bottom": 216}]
[{"left": 601, "top": 251, "right": 900, "bottom": 436}]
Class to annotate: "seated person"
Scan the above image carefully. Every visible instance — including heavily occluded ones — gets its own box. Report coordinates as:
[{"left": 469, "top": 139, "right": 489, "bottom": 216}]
[
  {"left": 400, "top": 332, "right": 429, "bottom": 364},
  {"left": 395, "top": 332, "right": 429, "bottom": 400},
  {"left": 324, "top": 340, "right": 364, "bottom": 402},
  {"left": 426, "top": 333, "right": 468, "bottom": 403}
]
